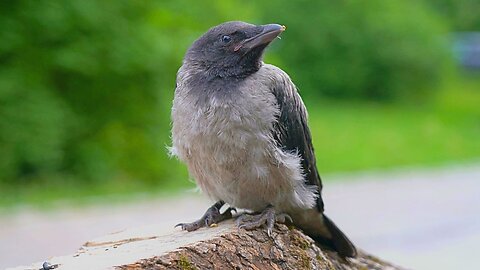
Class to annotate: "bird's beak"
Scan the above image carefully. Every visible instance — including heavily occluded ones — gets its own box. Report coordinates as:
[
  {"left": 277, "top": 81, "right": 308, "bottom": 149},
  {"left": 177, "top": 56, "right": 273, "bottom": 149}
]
[{"left": 235, "top": 24, "right": 286, "bottom": 52}]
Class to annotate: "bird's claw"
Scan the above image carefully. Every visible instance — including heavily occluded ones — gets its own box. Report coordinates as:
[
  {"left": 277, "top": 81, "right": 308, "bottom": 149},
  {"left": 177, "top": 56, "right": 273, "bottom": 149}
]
[
  {"left": 236, "top": 206, "right": 290, "bottom": 238},
  {"left": 175, "top": 221, "right": 202, "bottom": 232},
  {"left": 176, "top": 203, "right": 235, "bottom": 232}
]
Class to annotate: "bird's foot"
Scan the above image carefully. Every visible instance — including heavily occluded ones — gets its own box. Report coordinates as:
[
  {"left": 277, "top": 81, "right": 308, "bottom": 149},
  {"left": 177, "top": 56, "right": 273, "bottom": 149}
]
[
  {"left": 236, "top": 205, "right": 292, "bottom": 237},
  {"left": 175, "top": 201, "right": 236, "bottom": 232}
]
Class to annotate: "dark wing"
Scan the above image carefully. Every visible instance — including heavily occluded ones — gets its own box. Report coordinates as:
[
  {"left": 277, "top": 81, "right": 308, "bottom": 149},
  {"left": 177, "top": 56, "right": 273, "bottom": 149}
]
[{"left": 270, "top": 76, "right": 325, "bottom": 212}]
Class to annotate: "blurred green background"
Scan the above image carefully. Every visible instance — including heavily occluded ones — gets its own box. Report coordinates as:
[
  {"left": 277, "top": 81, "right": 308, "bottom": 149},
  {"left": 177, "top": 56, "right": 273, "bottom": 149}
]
[{"left": 1, "top": 0, "right": 479, "bottom": 207}]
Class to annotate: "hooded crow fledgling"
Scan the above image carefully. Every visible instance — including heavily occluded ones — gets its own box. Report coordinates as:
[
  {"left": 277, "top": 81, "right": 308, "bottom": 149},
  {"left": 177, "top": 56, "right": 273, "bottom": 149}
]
[{"left": 171, "top": 21, "right": 357, "bottom": 258}]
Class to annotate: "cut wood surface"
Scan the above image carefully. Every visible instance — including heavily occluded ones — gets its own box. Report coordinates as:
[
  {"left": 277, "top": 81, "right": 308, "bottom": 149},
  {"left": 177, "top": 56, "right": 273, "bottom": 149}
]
[{"left": 11, "top": 220, "right": 403, "bottom": 270}]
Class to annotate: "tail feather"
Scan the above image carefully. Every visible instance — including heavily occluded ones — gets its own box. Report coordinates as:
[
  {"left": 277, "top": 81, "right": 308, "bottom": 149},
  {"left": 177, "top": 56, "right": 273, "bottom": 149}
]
[
  {"left": 292, "top": 209, "right": 357, "bottom": 258},
  {"left": 321, "top": 214, "right": 357, "bottom": 258}
]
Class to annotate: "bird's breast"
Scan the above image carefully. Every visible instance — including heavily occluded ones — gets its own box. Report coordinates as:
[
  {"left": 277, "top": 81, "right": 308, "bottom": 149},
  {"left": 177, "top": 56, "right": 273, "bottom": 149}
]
[
  {"left": 171, "top": 80, "right": 281, "bottom": 208},
  {"left": 172, "top": 76, "right": 279, "bottom": 161}
]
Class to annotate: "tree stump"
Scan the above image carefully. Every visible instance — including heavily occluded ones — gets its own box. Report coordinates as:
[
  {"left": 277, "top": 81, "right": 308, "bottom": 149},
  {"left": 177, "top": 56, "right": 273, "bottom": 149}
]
[{"left": 11, "top": 220, "right": 403, "bottom": 270}]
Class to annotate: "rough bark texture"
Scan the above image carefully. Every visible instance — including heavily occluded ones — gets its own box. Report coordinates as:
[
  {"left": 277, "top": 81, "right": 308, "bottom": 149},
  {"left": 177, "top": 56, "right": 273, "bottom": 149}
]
[
  {"left": 11, "top": 220, "right": 403, "bottom": 270},
  {"left": 117, "top": 222, "right": 401, "bottom": 270}
]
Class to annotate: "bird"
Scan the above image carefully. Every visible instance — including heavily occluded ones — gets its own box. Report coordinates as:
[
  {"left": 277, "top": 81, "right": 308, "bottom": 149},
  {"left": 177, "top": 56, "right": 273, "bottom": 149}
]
[{"left": 170, "top": 21, "right": 357, "bottom": 258}]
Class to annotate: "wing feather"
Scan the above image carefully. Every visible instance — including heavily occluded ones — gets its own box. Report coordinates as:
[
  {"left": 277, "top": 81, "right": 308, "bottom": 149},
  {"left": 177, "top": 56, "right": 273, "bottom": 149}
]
[{"left": 270, "top": 74, "right": 324, "bottom": 212}]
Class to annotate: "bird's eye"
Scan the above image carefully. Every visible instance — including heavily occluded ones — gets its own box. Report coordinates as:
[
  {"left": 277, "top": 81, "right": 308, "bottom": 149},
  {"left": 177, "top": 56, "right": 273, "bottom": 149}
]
[{"left": 221, "top": 35, "right": 232, "bottom": 43}]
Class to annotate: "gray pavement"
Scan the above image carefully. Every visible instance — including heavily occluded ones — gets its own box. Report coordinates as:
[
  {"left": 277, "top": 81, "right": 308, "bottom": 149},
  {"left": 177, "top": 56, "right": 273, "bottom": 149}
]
[{"left": 1, "top": 163, "right": 479, "bottom": 270}]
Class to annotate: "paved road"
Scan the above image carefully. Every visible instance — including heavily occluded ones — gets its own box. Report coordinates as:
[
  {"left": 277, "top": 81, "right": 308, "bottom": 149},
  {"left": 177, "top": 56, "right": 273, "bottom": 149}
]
[{"left": 1, "top": 164, "right": 479, "bottom": 270}]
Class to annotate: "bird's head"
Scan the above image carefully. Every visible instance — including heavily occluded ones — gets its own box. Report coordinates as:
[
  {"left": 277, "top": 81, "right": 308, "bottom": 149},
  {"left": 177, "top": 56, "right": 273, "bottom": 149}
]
[{"left": 184, "top": 21, "right": 285, "bottom": 79}]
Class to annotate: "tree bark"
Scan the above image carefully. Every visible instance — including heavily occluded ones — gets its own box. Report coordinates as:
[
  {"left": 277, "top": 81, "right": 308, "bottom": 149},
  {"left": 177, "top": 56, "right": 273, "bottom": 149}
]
[
  {"left": 119, "top": 222, "right": 402, "bottom": 270},
  {"left": 12, "top": 220, "right": 403, "bottom": 270}
]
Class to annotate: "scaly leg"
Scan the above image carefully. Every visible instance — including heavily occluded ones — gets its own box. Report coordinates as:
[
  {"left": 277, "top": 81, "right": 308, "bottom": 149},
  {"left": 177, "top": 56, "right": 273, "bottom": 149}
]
[
  {"left": 176, "top": 200, "right": 235, "bottom": 231},
  {"left": 236, "top": 205, "right": 292, "bottom": 236}
]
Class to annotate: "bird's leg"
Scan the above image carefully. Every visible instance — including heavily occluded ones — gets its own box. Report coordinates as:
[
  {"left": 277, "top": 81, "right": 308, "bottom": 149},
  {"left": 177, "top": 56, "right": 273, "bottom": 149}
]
[
  {"left": 175, "top": 200, "right": 235, "bottom": 232},
  {"left": 236, "top": 205, "right": 292, "bottom": 236}
]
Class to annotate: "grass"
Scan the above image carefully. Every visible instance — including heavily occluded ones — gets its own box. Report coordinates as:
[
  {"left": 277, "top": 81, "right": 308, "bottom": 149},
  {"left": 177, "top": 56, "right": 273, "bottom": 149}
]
[
  {"left": 0, "top": 175, "right": 194, "bottom": 211},
  {"left": 307, "top": 74, "right": 480, "bottom": 173},
  {"left": 1, "top": 75, "right": 479, "bottom": 209},
  {"left": 309, "top": 96, "right": 480, "bottom": 173}
]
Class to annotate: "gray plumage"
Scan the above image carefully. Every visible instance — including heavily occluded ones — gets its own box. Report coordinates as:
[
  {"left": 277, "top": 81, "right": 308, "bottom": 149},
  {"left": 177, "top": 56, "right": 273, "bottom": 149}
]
[{"left": 171, "top": 21, "right": 357, "bottom": 257}]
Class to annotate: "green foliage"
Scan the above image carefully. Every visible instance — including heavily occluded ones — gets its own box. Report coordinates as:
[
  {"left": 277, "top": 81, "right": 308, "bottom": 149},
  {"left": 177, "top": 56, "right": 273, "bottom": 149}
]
[
  {"left": 0, "top": 0, "right": 167, "bottom": 183},
  {"left": 258, "top": 0, "right": 452, "bottom": 100},
  {"left": 308, "top": 94, "right": 480, "bottom": 173},
  {"left": 421, "top": 0, "right": 480, "bottom": 31},
  {"left": 0, "top": 71, "right": 67, "bottom": 181},
  {"left": 0, "top": 0, "right": 257, "bottom": 186}
]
